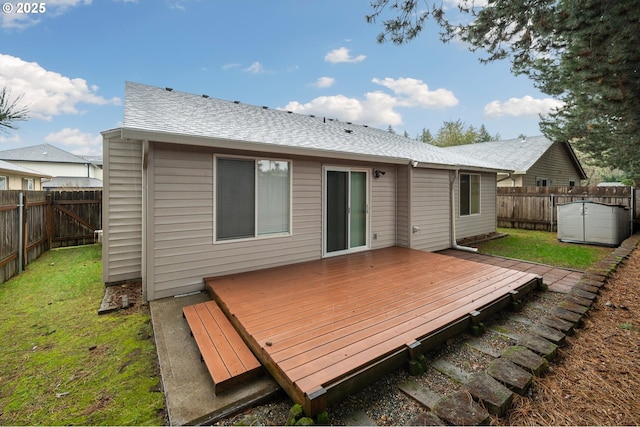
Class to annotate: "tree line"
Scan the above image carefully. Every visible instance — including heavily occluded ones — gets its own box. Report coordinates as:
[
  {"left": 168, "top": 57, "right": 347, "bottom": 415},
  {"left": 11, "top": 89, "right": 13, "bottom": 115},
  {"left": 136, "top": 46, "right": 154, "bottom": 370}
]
[{"left": 388, "top": 120, "right": 502, "bottom": 147}]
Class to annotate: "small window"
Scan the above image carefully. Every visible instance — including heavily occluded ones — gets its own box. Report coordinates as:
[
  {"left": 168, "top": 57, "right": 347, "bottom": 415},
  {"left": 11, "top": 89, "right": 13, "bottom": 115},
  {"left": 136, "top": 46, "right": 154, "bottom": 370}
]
[
  {"left": 22, "top": 178, "right": 34, "bottom": 190},
  {"left": 0, "top": 176, "right": 6, "bottom": 190},
  {"left": 536, "top": 177, "right": 549, "bottom": 187},
  {"left": 216, "top": 157, "right": 291, "bottom": 241},
  {"left": 460, "top": 173, "right": 480, "bottom": 216},
  {"left": 569, "top": 180, "right": 576, "bottom": 187}
]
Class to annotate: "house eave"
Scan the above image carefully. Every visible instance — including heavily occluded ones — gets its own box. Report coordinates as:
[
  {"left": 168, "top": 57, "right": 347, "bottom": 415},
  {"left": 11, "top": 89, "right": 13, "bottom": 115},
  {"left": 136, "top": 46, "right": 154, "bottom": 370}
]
[{"left": 120, "top": 127, "right": 485, "bottom": 170}]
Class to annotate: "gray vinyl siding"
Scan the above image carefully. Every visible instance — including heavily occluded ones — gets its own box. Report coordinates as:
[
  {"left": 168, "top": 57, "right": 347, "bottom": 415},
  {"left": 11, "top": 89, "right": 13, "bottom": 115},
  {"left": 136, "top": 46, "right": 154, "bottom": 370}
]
[
  {"left": 102, "top": 135, "right": 143, "bottom": 283},
  {"left": 143, "top": 143, "right": 402, "bottom": 300},
  {"left": 371, "top": 164, "right": 396, "bottom": 249},
  {"left": 455, "top": 172, "right": 497, "bottom": 239},
  {"left": 410, "top": 168, "right": 451, "bottom": 251},
  {"left": 524, "top": 141, "right": 583, "bottom": 187},
  {"left": 395, "top": 166, "right": 409, "bottom": 247},
  {"left": 147, "top": 144, "right": 322, "bottom": 300}
]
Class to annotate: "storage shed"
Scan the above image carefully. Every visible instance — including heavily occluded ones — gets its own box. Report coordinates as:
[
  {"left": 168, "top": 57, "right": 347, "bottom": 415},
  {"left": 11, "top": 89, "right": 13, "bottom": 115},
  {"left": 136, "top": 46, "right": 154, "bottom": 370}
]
[{"left": 557, "top": 201, "right": 630, "bottom": 246}]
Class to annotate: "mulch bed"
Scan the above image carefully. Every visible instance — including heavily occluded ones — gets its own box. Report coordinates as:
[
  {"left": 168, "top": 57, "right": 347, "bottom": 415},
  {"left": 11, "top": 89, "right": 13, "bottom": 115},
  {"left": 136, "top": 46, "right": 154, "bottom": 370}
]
[{"left": 501, "top": 247, "right": 640, "bottom": 425}]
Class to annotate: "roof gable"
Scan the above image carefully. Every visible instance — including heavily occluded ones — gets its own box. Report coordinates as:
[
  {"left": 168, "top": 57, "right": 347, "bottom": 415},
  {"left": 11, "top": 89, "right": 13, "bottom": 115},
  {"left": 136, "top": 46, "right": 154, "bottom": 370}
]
[{"left": 120, "top": 82, "right": 505, "bottom": 172}]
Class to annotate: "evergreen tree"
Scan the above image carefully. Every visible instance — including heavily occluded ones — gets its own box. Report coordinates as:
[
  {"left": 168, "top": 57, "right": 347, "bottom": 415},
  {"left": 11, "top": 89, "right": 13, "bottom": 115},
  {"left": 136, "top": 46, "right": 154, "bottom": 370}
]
[
  {"left": 419, "top": 128, "right": 435, "bottom": 144},
  {"left": 367, "top": 0, "right": 640, "bottom": 182}
]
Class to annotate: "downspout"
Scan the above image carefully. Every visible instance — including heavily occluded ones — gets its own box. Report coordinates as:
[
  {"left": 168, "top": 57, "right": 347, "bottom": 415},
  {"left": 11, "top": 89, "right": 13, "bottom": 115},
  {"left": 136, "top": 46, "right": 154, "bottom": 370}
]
[{"left": 450, "top": 169, "right": 478, "bottom": 253}]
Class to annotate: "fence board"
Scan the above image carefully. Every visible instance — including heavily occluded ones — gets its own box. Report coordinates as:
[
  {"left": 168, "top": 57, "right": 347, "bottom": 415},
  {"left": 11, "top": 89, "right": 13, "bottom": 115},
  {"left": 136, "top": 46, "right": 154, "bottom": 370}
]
[
  {"left": 497, "top": 186, "right": 638, "bottom": 232},
  {"left": 0, "top": 190, "right": 102, "bottom": 283}
]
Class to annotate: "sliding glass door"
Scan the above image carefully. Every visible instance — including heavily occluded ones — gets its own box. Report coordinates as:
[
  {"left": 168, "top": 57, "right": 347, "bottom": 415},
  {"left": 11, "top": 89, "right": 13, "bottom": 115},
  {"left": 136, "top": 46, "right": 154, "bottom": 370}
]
[{"left": 324, "top": 168, "right": 369, "bottom": 255}]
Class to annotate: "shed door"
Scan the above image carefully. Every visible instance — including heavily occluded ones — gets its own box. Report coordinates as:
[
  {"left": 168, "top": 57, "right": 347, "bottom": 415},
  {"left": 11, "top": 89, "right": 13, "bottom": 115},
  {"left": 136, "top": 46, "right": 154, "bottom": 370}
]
[{"left": 324, "top": 168, "right": 369, "bottom": 256}]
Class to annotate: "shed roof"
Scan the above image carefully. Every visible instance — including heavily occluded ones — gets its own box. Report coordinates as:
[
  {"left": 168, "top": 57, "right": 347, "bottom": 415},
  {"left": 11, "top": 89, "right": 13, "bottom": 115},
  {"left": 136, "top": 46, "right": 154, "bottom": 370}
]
[
  {"left": 0, "top": 143, "right": 90, "bottom": 164},
  {"left": 444, "top": 136, "right": 586, "bottom": 178},
  {"left": 118, "top": 82, "right": 506, "bottom": 172},
  {"left": 0, "top": 159, "right": 51, "bottom": 178}
]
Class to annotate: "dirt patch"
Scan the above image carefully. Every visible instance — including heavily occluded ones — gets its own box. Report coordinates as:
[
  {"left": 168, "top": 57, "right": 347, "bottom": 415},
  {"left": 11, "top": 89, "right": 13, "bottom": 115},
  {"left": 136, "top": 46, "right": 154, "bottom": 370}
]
[
  {"left": 501, "top": 247, "right": 640, "bottom": 426},
  {"left": 98, "top": 282, "right": 143, "bottom": 314}
]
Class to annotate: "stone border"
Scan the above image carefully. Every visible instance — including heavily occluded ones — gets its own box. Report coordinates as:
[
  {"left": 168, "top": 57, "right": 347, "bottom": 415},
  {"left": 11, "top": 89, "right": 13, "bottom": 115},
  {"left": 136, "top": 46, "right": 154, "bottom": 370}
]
[{"left": 405, "top": 233, "right": 640, "bottom": 425}]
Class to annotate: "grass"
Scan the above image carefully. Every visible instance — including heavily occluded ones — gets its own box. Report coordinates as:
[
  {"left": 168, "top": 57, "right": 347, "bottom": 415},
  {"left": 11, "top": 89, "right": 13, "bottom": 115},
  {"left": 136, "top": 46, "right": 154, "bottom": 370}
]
[
  {"left": 474, "top": 228, "right": 612, "bottom": 270},
  {"left": 0, "top": 245, "right": 166, "bottom": 426}
]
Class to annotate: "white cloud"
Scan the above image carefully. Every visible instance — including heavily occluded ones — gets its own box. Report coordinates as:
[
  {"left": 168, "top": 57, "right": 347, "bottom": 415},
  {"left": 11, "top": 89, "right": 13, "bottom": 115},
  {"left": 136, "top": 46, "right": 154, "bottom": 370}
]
[
  {"left": 314, "top": 77, "right": 335, "bottom": 88},
  {"left": 371, "top": 77, "right": 458, "bottom": 108},
  {"left": 283, "top": 77, "right": 457, "bottom": 127},
  {"left": 484, "top": 95, "right": 564, "bottom": 118},
  {"left": 44, "top": 128, "right": 102, "bottom": 155},
  {"left": 324, "top": 47, "right": 366, "bottom": 64},
  {"left": 1, "top": 0, "right": 92, "bottom": 30},
  {"left": 244, "top": 61, "right": 265, "bottom": 74},
  {"left": 0, "top": 54, "right": 120, "bottom": 121}
]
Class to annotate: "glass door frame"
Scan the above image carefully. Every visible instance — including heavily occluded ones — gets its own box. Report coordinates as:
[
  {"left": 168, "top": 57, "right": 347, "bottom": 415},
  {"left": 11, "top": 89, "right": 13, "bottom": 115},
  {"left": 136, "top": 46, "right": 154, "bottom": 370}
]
[{"left": 322, "top": 166, "right": 371, "bottom": 257}]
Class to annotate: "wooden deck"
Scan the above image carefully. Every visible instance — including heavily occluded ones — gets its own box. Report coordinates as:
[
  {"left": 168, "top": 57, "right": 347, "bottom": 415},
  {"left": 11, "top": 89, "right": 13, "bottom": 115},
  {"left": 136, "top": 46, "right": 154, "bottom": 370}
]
[{"left": 204, "top": 247, "right": 541, "bottom": 416}]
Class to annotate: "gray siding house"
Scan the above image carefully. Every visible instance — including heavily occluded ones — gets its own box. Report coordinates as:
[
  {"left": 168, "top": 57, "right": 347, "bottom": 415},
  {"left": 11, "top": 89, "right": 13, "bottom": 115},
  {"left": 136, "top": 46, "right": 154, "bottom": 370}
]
[
  {"left": 445, "top": 136, "right": 587, "bottom": 187},
  {"left": 103, "top": 82, "right": 506, "bottom": 301}
]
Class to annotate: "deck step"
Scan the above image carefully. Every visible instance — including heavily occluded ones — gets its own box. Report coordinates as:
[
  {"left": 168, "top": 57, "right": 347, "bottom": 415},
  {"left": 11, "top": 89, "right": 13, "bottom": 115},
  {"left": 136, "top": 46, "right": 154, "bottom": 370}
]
[{"left": 183, "top": 300, "right": 262, "bottom": 393}]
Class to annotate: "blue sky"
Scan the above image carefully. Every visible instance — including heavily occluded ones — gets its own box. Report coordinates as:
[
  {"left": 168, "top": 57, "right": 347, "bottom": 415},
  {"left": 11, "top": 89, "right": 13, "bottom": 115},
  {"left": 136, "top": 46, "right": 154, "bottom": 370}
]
[{"left": 0, "top": 0, "right": 561, "bottom": 157}]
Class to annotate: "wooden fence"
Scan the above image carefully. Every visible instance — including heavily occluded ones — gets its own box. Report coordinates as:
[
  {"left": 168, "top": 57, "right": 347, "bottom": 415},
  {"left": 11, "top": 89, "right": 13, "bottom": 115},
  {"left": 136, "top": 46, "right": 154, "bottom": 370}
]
[
  {"left": 0, "top": 190, "right": 102, "bottom": 283},
  {"left": 497, "top": 186, "right": 638, "bottom": 232}
]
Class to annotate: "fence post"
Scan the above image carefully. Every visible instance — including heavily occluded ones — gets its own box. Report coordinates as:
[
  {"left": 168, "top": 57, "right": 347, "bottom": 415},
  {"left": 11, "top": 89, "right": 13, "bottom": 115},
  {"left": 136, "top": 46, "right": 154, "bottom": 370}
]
[
  {"left": 46, "top": 192, "right": 53, "bottom": 249},
  {"left": 550, "top": 194, "right": 555, "bottom": 232},
  {"left": 18, "top": 192, "right": 24, "bottom": 273}
]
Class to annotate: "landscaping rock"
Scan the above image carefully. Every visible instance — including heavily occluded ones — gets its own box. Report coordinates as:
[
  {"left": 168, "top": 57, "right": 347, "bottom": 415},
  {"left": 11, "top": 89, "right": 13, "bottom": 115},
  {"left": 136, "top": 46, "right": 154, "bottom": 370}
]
[
  {"left": 530, "top": 323, "right": 566, "bottom": 345},
  {"left": 539, "top": 315, "right": 574, "bottom": 334},
  {"left": 406, "top": 410, "right": 445, "bottom": 426},
  {"left": 464, "top": 372, "right": 514, "bottom": 416},
  {"left": 487, "top": 358, "right": 533, "bottom": 395},
  {"left": 431, "top": 359, "right": 470, "bottom": 383},
  {"left": 433, "top": 390, "right": 490, "bottom": 426},
  {"left": 517, "top": 334, "right": 558, "bottom": 361},
  {"left": 559, "top": 300, "right": 590, "bottom": 315},
  {"left": 398, "top": 379, "right": 440, "bottom": 409},
  {"left": 501, "top": 345, "right": 548, "bottom": 375},
  {"left": 550, "top": 307, "right": 583, "bottom": 324}
]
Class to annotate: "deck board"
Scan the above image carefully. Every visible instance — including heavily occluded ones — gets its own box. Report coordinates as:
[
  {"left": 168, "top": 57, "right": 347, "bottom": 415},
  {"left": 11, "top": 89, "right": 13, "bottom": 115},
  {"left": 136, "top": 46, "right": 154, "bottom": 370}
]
[{"left": 205, "top": 247, "right": 540, "bottom": 415}]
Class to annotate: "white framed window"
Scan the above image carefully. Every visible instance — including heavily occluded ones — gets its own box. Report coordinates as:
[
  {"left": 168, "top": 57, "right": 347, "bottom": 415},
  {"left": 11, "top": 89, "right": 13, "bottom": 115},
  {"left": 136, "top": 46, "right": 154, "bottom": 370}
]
[
  {"left": 22, "top": 178, "right": 34, "bottom": 190},
  {"left": 536, "top": 177, "right": 549, "bottom": 187},
  {"left": 215, "top": 156, "right": 291, "bottom": 242},
  {"left": 460, "top": 173, "right": 480, "bottom": 216},
  {"left": 0, "top": 176, "right": 6, "bottom": 190}
]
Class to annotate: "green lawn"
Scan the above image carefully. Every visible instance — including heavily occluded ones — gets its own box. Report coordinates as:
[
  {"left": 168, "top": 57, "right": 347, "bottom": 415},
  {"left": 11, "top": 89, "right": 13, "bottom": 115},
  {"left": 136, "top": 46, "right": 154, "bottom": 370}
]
[
  {"left": 474, "top": 228, "right": 613, "bottom": 270},
  {"left": 0, "top": 245, "right": 166, "bottom": 426}
]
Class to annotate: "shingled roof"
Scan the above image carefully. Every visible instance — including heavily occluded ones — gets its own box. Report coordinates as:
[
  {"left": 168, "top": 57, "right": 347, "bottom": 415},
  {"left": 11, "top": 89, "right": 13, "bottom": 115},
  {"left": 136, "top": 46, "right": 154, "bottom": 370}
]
[
  {"left": 0, "top": 143, "right": 92, "bottom": 164},
  {"left": 445, "top": 136, "right": 586, "bottom": 178},
  {"left": 0, "top": 159, "right": 50, "bottom": 177},
  {"left": 119, "top": 82, "right": 506, "bottom": 172}
]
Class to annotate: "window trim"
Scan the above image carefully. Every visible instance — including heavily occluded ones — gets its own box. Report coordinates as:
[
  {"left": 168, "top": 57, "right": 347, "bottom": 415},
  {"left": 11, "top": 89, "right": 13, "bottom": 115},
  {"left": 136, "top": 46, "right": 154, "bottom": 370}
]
[
  {"left": 213, "top": 154, "right": 293, "bottom": 243},
  {"left": 536, "top": 177, "right": 549, "bottom": 187},
  {"left": 0, "top": 176, "right": 7, "bottom": 190},
  {"left": 22, "top": 178, "right": 34, "bottom": 190},
  {"left": 459, "top": 172, "right": 481, "bottom": 217}
]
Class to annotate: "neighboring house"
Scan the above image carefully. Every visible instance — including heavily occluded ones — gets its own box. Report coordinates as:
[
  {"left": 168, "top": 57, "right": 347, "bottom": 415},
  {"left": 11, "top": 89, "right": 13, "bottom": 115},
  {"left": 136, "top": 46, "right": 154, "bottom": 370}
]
[
  {"left": 0, "top": 159, "right": 51, "bottom": 190},
  {"left": 445, "top": 136, "right": 587, "bottom": 187},
  {"left": 42, "top": 176, "right": 104, "bottom": 190},
  {"left": 0, "top": 143, "right": 104, "bottom": 184},
  {"left": 103, "top": 82, "right": 508, "bottom": 301}
]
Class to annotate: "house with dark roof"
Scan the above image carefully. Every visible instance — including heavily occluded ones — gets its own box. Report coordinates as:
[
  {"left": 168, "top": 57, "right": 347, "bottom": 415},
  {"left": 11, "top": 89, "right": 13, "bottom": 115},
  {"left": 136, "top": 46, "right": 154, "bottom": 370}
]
[
  {"left": 102, "top": 82, "right": 511, "bottom": 301},
  {"left": 445, "top": 136, "right": 587, "bottom": 187},
  {"left": 0, "top": 143, "right": 103, "bottom": 186},
  {"left": 0, "top": 159, "right": 51, "bottom": 190}
]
